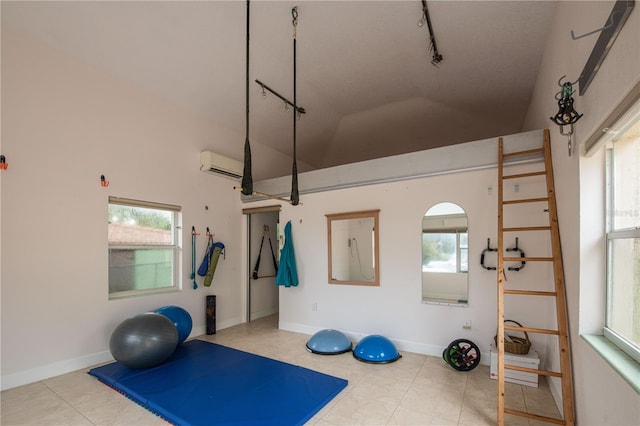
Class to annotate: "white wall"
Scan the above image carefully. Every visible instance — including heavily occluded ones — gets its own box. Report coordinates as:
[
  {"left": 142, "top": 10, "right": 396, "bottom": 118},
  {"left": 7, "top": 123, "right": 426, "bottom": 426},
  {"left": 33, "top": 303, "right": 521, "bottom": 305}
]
[
  {"left": 522, "top": 1, "right": 640, "bottom": 424},
  {"left": 0, "top": 30, "right": 249, "bottom": 389},
  {"left": 276, "top": 155, "right": 552, "bottom": 360}
]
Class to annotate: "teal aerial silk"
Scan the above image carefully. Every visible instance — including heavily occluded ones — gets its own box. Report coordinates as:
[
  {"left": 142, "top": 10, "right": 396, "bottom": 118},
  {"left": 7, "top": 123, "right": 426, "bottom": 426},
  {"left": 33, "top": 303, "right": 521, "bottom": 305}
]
[{"left": 276, "top": 221, "right": 298, "bottom": 287}]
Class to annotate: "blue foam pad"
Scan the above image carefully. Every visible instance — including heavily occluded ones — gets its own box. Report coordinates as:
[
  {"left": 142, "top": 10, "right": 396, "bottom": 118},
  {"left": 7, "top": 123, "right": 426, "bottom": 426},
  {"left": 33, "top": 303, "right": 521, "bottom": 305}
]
[{"left": 89, "top": 340, "right": 347, "bottom": 426}]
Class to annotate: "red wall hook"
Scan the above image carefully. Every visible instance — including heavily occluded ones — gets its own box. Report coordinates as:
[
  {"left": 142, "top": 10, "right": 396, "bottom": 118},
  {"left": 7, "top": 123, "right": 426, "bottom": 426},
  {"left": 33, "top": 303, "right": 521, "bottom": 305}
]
[
  {"left": 0, "top": 155, "right": 8, "bottom": 170},
  {"left": 100, "top": 175, "right": 109, "bottom": 187}
]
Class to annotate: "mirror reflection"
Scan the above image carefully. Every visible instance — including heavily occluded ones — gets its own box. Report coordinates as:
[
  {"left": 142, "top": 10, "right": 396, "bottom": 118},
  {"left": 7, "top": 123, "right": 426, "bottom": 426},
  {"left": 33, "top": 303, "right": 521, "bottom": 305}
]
[
  {"left": 422, "top": 202, "right": 468, "bottom": 305},
  {"left": 327, "top": 210, "right": 380, "bottom": 286}
]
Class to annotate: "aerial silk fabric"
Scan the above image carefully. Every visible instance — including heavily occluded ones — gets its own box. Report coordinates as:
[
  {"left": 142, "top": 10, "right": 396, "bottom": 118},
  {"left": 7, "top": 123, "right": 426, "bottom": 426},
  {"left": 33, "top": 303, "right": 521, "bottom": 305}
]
[{"left": 276, "top": 221, "right": 298, "bottom": 287}]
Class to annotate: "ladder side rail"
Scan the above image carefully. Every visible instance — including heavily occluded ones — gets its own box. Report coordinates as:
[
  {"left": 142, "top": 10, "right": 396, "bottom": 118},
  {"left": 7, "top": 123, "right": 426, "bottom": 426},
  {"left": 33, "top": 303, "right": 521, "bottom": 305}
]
[
  {"left": 497, "top": 137, "right": 506, "bottom": 426},
  {"left": 542, "top": 130, "right": 575, "bottom": 424},
  {"left": 496, "top": 138, "right": 505, "bottom": 426}
]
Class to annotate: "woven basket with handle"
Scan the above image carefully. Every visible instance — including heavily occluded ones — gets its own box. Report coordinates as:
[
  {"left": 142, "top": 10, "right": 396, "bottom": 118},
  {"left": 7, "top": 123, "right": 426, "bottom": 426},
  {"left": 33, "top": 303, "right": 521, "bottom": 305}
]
[{"left": 494, "top": 319, "right": 531, "bottom": 355}]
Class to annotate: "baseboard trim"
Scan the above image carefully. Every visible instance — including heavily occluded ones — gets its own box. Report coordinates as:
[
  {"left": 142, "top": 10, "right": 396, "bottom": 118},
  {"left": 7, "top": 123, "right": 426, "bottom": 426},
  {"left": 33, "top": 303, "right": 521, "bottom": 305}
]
[{"left": 1, "top": 350, "right": 113, "bottom": 391}]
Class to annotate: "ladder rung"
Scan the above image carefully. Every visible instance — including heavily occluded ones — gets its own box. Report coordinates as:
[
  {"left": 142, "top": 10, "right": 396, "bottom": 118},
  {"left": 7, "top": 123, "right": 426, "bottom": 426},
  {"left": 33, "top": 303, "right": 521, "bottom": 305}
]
[
  {"left": 504, "top": 256, "right": 553, "bottom": 262},
  {"left": 504, "top": 408, "right": 566, "bottom": 425},
  {"left": 503, "top": 171, "right": 546, "bottom": 179},
  {"left": 505, "top": 364, "right": 563, "bottom": 377},
  {"left": 503, "top": 197, "right": 549, "bottom": 204},
  {"left": 503, "top": 226, "right": 551, "bottom": 232},
  {"left": 504, "top": 289, "right": 557, "bottom": 296},
  {"left": 502, "top": 148, "right": 544, "bottom": 158},
  {"left": 505, "top": 324, "right": 559, "bottom": 335}
]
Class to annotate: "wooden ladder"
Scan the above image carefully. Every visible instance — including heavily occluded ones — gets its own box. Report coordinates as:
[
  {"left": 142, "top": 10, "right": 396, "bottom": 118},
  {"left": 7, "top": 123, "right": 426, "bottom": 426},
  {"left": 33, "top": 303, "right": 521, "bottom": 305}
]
[{"left": 497, "top": 129, "right": 574, "bottom": 425}]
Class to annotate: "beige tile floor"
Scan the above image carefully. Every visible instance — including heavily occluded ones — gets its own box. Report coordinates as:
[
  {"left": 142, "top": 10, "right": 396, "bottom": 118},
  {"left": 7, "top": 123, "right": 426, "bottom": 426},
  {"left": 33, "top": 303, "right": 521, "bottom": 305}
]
[{"left": 1, "top": 315, "right": 561, "bottom": 425}]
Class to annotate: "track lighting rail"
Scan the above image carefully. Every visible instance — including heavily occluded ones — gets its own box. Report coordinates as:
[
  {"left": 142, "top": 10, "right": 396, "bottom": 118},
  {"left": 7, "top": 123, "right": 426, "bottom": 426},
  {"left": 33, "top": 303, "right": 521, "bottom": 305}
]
[{"left": 255, "top": 79, "right": 306, "bottom": 115}]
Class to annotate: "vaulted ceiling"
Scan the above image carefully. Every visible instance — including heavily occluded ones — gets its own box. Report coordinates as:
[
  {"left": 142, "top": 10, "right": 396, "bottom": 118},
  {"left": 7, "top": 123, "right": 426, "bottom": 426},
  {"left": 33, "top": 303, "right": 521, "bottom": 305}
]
[{"left": 2, "top": 1, "right": 557, "bottom": 179}]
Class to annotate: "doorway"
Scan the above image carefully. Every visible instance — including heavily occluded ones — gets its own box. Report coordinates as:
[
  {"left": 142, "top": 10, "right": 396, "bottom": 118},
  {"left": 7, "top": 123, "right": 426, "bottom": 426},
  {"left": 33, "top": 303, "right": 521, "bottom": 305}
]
[{"left": 245, "top": 208, "right": 280, "bottom": 322}]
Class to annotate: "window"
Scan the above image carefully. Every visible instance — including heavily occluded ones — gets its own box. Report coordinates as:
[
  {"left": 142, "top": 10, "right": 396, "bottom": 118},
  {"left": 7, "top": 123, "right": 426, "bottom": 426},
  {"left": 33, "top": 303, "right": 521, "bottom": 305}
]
[
  {"left": 422, "top": 203, "right": 468, "bottom": 274},
  {"left": 422, "top": 203, "right": 468, "bottom": 305},
  {"left": 422, "top": 230, "right": 468, "bottom": 273},
  {"left": 604, "top": 99, "right": 640, "bottom": 363},
  {"left": 108, "top": 197, "right": 182, "bottom": 299}
]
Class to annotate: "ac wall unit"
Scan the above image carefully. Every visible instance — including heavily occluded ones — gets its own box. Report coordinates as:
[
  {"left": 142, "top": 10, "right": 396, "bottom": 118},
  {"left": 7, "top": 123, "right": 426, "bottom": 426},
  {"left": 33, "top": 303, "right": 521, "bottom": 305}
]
[{"left": 200, "top": 151, "right": 244, "bottom": 180}]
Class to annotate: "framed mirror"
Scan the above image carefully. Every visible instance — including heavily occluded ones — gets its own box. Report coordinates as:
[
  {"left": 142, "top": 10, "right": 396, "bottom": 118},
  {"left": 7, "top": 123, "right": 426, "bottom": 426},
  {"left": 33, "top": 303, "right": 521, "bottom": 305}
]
[
  {"left": 422, "top": 202, "right": 468, "bottom": 305},
  {"left": 326, "top": 210, "right": 380, "bottom": 286}
]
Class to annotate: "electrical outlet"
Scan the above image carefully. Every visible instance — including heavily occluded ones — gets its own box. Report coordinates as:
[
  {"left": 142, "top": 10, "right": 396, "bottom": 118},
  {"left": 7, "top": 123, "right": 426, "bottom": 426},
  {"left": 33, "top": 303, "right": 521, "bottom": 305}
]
[
  {"left": 514, "top": 184, "right": 520, "bottom": 192},
  {"left": 312, "top": 302, "right": 318, "bottom": 312}
]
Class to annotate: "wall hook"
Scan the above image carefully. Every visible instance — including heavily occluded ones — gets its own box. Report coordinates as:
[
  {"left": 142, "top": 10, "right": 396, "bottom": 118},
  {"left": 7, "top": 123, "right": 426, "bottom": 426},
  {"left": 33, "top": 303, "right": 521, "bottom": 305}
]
[
  {"left": 480, "top": 238, "right": 498, "bottom": 271},
  {"left": 206, "top": 227, "right": 215, "bottom": 237},
  {"left": 505, "top": 237, "right": 526, "bottom": 271},
  {"left": 0, "top": 155, "right": 7, "bottom": 170},
  {"left": 571, "top": 10, "right": 617, "bottom": 40},
  {"left": 100, "top": 174, "right": 109, "bottom": 187}
]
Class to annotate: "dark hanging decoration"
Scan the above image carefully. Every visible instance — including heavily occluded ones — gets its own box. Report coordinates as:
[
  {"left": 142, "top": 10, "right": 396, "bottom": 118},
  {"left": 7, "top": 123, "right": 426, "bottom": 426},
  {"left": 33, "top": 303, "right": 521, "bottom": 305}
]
[
  {"left": 241, "top": 0, "right": 253, "bottom": 195},
  {"left": 550, "top": 75, "right": 583, "bottom": 156},
  {"left": 550, "top": 76, "right": 583, "bottom": 127},
  {"left": 290, "top": 6, "right": 300, "bottom": 206}
]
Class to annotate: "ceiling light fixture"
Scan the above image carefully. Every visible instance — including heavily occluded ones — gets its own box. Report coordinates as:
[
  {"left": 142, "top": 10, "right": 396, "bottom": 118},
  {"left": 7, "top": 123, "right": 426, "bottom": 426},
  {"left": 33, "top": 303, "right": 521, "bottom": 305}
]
[
  {"left": 419, "top": 0, "right": 443, "bottom": 66},
  {"left": 255, "top": 79, "right": 306, "bottom": 115}
]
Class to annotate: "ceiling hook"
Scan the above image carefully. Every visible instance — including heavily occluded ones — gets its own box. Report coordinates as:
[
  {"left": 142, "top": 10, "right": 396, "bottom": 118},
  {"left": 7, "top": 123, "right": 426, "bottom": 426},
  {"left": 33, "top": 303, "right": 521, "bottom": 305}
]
[{"left": 571, "top": 10, "right": 617, "bottom": 40}]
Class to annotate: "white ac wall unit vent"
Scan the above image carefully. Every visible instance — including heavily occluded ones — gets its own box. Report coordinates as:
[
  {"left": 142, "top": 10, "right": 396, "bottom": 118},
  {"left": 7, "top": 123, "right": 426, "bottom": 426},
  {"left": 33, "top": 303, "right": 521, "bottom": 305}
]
[{"left": 200, "top": 151, "right": 243, "bottom": 180}]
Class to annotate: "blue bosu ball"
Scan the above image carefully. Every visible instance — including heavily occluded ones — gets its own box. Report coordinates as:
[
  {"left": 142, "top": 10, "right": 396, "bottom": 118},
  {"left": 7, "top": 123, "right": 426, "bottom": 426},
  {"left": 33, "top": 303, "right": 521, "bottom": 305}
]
[
  {"left": 353, "top": 334, "right": 402, "bottom": 364},
  {"left": 306, "top": 329, "right": 352, "bottom": 355},
  {"left": 155, "top": 305, "right": 193, "bottom": 344},
  {"left": 109, "top": 313, "right": 178, "bottom": 369}
]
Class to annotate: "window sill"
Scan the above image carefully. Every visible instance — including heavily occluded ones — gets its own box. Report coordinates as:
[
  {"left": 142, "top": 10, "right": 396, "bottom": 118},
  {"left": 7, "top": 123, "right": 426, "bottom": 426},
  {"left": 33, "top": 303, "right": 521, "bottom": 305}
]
[
  {"left": 422, "top": 298, "right": 468, "bottom": 307},
  {"left": 582, "top": 334, "right": 640, "bottom": 395}
]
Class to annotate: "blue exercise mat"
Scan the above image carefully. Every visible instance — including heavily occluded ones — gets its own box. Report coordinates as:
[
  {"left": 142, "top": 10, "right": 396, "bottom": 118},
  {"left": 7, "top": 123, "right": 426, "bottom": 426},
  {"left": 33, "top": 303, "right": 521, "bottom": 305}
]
[{"left": 89, "top": 340, "right": 347, "bottom": 426}]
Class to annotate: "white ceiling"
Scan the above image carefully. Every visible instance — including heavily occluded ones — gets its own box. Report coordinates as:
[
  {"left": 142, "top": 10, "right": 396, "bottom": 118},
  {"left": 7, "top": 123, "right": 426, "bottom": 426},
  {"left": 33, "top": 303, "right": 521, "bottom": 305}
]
[{"left": 2, "top": 1, "right": 557, "bottom": 179}]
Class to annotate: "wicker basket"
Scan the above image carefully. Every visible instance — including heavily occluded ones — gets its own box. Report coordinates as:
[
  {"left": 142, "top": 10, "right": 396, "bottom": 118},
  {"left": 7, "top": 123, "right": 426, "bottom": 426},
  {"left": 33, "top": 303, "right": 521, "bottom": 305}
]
[{"left": 494, "top": 319, "right": 531, "bottom": 355}]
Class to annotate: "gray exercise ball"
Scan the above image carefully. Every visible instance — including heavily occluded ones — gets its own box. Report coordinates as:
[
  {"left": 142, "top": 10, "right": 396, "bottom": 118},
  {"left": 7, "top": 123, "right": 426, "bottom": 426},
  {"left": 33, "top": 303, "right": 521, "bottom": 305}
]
[{"left": 109, "top": 312, "right": 179, "bottom": 369}]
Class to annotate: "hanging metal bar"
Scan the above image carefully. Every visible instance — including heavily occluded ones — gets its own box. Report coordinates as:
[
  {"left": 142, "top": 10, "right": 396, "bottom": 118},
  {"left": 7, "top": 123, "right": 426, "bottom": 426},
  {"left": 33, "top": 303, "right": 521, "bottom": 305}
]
[
  {"left": 255, "top": 79, "right": 306, "bottom": 115},
  {"left": 578, "top": 0, "right": 635, "bottom": 95}
]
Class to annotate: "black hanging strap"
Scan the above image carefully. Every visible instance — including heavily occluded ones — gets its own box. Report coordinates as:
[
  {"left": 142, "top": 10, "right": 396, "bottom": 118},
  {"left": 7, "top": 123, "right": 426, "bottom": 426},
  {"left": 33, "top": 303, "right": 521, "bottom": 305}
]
[
  {"left": 252, "top": 228, "right": 279, "bottom": 279},
  {"left": 290, "top": 6, "right": 300, "bottom": 205},
  {"left": 241, "top": 0, "right": 253, "bottom": 195}
]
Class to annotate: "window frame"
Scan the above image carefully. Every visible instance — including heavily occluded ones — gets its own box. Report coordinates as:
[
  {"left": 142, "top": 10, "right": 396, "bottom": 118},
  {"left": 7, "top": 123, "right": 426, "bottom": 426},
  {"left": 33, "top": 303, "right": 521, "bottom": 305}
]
[
  {"left": 422, "top": 211, "right": 469, "bottom": 274},
  {"left": 108, "top": 197, "right": 182, "bottom": 299},
  {"left": 581, "top": 82, "right": 640, "bottom": 395},
  {"left": 602, "top": 102, "right": 640, "bottom": 364}
]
